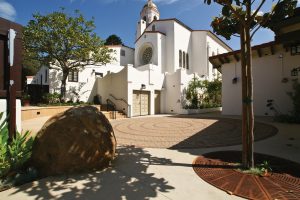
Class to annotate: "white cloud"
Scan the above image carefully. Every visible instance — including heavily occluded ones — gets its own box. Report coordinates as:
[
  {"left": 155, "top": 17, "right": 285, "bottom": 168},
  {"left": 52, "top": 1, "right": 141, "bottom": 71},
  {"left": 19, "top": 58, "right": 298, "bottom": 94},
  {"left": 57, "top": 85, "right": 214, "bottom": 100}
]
[
  {"left": 0, "top": 0, "right": 16, "bottom": 21},
  {"left": 154, "top": 0, "right": 179, "bottom": 5}
]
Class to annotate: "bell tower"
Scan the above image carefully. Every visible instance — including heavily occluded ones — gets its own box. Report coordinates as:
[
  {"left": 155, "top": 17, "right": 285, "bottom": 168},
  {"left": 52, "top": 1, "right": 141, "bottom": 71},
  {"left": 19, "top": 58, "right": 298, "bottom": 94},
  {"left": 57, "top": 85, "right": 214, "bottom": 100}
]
[{"left": 136, "top": 0, "right": 160, "bottom": 40}]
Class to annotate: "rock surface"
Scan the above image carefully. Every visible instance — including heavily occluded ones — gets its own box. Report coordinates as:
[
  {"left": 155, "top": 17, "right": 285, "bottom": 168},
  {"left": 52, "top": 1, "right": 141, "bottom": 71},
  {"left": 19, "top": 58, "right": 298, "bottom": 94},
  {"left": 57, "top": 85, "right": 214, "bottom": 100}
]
[{"left": 31, "top": 106, "right": 116, "bottom": 177}]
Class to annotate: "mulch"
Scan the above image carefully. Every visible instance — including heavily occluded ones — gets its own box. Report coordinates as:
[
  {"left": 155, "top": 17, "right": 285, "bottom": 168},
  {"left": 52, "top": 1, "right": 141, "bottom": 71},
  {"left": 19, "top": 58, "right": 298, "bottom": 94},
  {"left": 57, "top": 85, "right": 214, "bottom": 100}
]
[{"left": 193, "top": 151, "right": 300, "bottom": 200}]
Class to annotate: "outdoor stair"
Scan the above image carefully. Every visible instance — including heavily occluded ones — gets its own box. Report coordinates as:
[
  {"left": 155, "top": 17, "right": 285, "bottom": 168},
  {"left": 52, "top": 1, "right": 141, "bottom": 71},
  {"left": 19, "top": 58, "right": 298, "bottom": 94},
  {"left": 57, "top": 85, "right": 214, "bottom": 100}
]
[
  {"left": 100, "top": 104, "right": 127, "bottom": 120},
  {"left": 101, "top": 111, "right": 127, "bottom": 120}
]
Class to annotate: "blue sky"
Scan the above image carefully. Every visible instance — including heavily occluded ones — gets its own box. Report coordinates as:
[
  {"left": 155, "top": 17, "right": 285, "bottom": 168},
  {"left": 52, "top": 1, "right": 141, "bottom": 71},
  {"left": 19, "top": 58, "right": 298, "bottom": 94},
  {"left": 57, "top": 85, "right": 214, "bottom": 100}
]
[{"left": 1, "top": 0, "right": 299, "bottom": 50}]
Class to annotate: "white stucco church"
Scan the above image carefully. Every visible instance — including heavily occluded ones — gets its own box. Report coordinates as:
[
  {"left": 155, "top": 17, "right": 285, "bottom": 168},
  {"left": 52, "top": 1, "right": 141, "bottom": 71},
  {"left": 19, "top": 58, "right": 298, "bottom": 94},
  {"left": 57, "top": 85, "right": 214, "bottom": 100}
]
[{"left": 31, "top": 0, "right": 231, "bottom": 117}]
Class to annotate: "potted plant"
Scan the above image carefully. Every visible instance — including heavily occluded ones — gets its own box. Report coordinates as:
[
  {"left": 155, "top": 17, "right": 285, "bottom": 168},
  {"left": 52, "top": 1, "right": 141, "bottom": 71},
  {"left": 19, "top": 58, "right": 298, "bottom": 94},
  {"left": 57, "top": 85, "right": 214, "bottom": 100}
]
[{"left": 22, "top": 93, "right": 31, "bottom": 106}]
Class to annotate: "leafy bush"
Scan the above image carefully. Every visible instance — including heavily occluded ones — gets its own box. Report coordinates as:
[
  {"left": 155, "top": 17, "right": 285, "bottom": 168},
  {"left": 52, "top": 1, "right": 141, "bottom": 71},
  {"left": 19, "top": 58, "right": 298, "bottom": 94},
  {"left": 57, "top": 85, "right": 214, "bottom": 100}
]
[
  {"left": 288, "top": 80, "right": 300, "bottom": 119},
  {"left": 185, "top": 77, "right": 222, "bottom": 109},
  {"left": 21, "top": 92, "right": 30, "bottom": 101},
  {"left": 0, "top": 113, "right": 34, "bottom": 178},
  {"left": 42, "top": 92, "right": 60, "bottom": 104},
  {"left": 273, "top": 80, "right": 300, "bottom": 123}
]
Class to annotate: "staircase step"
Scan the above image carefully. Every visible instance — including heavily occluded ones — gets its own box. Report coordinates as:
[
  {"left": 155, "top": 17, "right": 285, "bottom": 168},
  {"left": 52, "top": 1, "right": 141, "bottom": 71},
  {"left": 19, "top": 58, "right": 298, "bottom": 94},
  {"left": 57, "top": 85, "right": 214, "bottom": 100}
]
[{"left": 101, "top": 110, "right": 127, "bottom": 120}]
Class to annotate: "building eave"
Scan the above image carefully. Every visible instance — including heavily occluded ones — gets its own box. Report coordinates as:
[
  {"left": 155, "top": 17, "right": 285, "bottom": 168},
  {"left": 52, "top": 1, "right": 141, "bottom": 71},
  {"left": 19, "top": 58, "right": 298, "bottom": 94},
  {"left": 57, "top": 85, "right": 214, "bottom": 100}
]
[
  {"left": 209, "top": 41, "right": 281, "bottom": 70},
  {"left": 105, "top": 44, "right": 135, "bottom": 51},
  {"left": 135, "top": 30, "right": 166, "bottom": 44}
]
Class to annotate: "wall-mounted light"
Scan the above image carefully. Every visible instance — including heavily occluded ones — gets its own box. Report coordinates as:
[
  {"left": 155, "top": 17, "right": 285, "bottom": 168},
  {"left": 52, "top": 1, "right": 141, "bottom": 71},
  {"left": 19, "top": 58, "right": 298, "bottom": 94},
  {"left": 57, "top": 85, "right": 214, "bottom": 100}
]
[
  {"left": 141, "top": 84, "right": 146, "bottom": 90},
  {"left": 232, "top": 77, "right": 238, "bottom": 84}
]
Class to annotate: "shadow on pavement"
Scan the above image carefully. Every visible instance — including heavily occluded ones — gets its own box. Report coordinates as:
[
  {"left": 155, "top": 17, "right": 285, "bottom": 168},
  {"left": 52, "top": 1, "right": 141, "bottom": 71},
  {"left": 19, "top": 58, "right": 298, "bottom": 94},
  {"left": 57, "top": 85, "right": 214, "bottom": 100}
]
[
  {"left": 167, "top": 115, "right": 277, "bottom": 150},
  {"left": 8, "top": 146, "right": 175, "bottom": 200}
]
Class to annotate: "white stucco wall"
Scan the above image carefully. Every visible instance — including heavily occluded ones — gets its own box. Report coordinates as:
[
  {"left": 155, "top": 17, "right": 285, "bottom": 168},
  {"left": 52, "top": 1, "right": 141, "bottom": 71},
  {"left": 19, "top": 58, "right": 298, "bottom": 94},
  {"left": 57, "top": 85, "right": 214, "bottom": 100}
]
[
  {"left": 0, "top": 99, "right": 21, "bottom": 133},
  {"left": 222, "top": 49, "right": 300, "bottom": 116},
  {"left": 135, "top": 32, "right": 166, "bottom": 69},
  {"left": 143, "top": 20, "right": 175, "bottom": 73},
  {"left": 96, "top": 66, "right": 129, "bottom": 113},
  {"left": 191, "top": 31, "right": 207, "bottom": 76},
  {"left": 108, "top": 46, "right": 134, "bottom": 67},
  {"left": 49, "top": 64, "right": 124, "bottom": 102},
  {"left": 128, "top": 64, "right": 164, "bottom": 115},
  {"left": 174, "top": 22, "right": 192, "bottom": 73},
  {"left": 206, "top": 34, "right": 228, "bottom": 80}
]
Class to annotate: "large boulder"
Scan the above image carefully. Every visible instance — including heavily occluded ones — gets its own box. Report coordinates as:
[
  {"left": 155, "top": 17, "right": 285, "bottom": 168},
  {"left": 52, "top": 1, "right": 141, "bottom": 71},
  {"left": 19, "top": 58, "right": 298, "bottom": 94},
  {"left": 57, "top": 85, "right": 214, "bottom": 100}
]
[{"left": 31, "top": 106, "right": 116, "bottom": 177}]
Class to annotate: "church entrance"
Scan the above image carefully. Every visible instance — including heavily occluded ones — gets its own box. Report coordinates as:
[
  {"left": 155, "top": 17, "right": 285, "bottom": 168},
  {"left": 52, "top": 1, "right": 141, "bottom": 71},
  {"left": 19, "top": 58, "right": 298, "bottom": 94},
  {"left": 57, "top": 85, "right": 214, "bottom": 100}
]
[{"left": 132, "top": 90, "right": 150, "bottom": 116}]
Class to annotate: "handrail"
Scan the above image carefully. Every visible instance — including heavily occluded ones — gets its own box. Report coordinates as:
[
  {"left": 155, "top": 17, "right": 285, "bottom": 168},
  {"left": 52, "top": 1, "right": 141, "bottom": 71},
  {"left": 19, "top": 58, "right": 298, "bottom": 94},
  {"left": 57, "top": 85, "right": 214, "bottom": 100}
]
[
  {"left": 109, "top": 94, "right": 131, "bottom": 118},
  {"left": 109, "top": 94, "right": 129, "bottom": 106},
  {"left": 106, "top": 99, "right": 116, "bottom": 111}
]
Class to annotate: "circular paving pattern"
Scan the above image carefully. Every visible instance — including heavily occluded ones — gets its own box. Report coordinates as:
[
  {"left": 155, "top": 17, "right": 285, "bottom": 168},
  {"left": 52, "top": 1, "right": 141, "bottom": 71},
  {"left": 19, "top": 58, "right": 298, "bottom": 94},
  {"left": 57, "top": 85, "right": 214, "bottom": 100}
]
[
  {"left": 111, "top": 116, "right": 277, "bottom": 148},
  {"left": 193, "top": 151, "right": 300, "bottom": 200}
]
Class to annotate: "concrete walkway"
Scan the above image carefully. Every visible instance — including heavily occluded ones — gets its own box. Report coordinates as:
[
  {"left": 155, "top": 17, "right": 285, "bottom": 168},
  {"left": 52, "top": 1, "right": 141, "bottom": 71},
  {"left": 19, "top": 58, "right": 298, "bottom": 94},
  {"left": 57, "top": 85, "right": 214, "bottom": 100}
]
[{"left": 2, "top": 114, "right": 299, "bottom": 200}]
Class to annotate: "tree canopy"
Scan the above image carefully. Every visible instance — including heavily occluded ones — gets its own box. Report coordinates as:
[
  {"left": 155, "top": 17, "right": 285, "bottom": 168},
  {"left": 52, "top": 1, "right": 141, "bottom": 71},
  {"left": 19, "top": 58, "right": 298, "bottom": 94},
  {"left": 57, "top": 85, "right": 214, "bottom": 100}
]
[
  {"left": 104, "top": 34, "right": 123, "bottom": 45},
  {"left": 203, "top": 0, "right": 297, "bottom": 169},
  {"left": 204, "top": 0, "right": 297, "bottom": 40},
  {"left": 23, "top": 9, "right": 113, "bottom": 99}
]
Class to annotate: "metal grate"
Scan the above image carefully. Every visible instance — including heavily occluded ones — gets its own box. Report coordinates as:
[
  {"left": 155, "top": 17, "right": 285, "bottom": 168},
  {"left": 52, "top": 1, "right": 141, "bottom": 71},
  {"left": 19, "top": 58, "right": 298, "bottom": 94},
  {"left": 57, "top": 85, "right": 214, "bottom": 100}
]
[{"left": 193, "top": 151, "right": 300, "bottom": 200}]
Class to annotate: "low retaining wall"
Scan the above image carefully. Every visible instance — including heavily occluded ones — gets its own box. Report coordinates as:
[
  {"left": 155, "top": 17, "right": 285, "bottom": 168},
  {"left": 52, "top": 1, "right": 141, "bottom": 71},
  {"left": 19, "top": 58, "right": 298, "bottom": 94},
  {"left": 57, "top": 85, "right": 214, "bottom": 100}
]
[
  {"left": 180, "top": 107, "right": 222, "bottom": 115},
  {"left": 22, "top": 105, "right": 102, "bottom": 121}
]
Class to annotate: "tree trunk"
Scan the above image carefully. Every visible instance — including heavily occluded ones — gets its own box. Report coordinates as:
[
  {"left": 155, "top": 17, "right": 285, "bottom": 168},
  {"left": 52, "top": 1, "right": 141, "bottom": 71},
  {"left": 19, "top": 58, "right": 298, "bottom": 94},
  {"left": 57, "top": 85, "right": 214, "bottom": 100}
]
[
  {"left": 60, "top": 70, "right": 68, "bottom": 101},
  {"left": 240, "top": 26, "right": 249, "bottom": 168},
  {"left": 240, "top": 0, "right": 254, "bottom": 169},
  {"left": 245, "top": 26, "right": 254, "bottom": 169}
]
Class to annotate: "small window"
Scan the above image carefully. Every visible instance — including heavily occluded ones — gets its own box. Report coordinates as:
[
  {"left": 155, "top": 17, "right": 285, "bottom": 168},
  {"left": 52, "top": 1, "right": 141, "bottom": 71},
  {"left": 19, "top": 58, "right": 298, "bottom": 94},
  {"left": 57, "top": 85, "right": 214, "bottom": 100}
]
[
  {"left": 183, "top": 51, "right": 186, "bottom": 68},
  {"left": 121, "top": 49, "right": 125, "bottom": 56},
  {"left": 186, "top": 53, "right": 189, "bottom": 70},
  {"left": 143, "top": 16, "right": 146, "bottom": 21},
  {"left": 95, "top": 72, "right": 103, "bottom": 78},
  {"left": 291, "top": 45, "right": 300, "bottom": 55},
  {"left": 152, "top": 25, "right": 155, "bottom": 31},
  {"left": 68, "top": 70, "right": 79, "bottom": 82},
  {"left": 154, "top": 16, "right": 157, "bottom": 21},
  {"left": 179, "top": 50, "right": 182, "bottom": 67}
]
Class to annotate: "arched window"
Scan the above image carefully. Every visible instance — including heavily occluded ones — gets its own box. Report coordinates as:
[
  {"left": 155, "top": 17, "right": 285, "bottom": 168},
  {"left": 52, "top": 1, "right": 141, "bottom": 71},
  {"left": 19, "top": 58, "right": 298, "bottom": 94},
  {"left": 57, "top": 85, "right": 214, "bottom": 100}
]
[
  {"left": 152, "top": 25, "right": 155, "bottom": 31},
  {"left": 179, "top": 50, "right": 182, "bottom": 67},
  {"left": 186, "top": 53, "right": 189, "bottom": 70},
  {"left": 154, "top": 16, "right": 157, "bottom": 21},
  {"left": 143, "top": 16, "right": 146, "bottom": 21},
  {"left": 183, "top": 52, "right": 186, "bottom": 68}
]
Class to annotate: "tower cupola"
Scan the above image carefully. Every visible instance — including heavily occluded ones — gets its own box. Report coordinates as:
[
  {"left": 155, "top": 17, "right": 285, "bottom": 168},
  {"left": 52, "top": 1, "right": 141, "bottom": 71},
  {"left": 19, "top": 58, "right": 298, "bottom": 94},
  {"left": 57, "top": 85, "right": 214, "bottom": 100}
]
[{"left": 140, "top": 0, "right": 160, "bottom": 25}]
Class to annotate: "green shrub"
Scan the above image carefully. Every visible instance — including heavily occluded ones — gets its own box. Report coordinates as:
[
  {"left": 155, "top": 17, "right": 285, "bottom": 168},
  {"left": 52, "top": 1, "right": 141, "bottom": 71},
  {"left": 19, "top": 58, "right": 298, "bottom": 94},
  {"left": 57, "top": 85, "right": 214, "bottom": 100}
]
[
  {"left": 185, "top": 77, "right": 222, "bottom": 109},
  {"left": 42, "top": 92, "right": 60, "bottom": 104},
  {"left": 274, "top": 80, "right": 300, "bottom": 124},
  {"left": 0, "top": 113, "right": 34, "bottom": 178}
]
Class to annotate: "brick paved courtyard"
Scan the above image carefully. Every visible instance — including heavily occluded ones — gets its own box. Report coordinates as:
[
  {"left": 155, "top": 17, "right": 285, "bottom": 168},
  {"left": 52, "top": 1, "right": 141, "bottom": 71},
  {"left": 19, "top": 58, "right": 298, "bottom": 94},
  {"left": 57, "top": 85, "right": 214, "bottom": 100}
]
[{"left": 111, "top": 115, "right": 277, "bottom": 149}]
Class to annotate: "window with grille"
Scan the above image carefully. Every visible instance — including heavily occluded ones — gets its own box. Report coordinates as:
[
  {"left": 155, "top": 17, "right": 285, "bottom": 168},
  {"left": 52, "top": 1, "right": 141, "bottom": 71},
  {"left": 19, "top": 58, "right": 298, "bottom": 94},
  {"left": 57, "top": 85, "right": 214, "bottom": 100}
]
[{"left": 68, "top": 70, "right": 79, "bottom": 82}]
